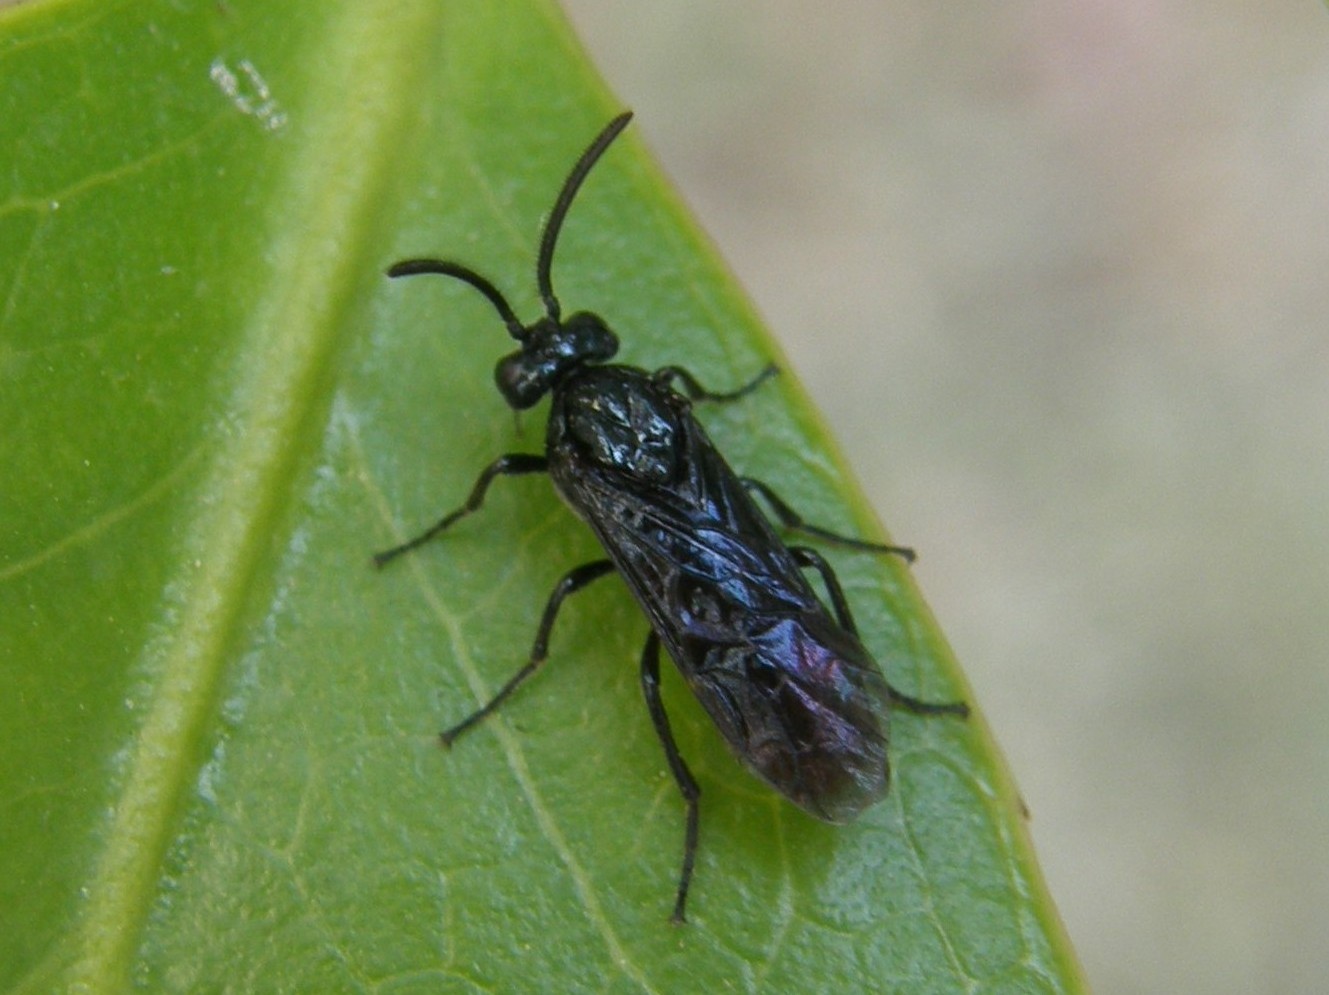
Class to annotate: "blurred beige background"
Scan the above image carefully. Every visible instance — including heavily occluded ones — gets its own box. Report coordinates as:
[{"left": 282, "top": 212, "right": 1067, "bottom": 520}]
[{"left": 561, "top": 2, "right": 1329, "bottom": 992}]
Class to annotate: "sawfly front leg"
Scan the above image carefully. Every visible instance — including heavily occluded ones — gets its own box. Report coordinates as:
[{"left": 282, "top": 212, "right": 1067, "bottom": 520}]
[
  {"left": 640, "top": 630, "right": 701, "bottom": 925},
  {"left": 743, "top": 477, "right": 915, "bottom": 562},
  {"left": 440, "top": 559, "right": 616, "bottom": 746},
  {"left": 373, "top": 453, "right": 548, "bottom": 568},
  {"left": 653, "top": 363, "right": 779, "bottom": 404}
]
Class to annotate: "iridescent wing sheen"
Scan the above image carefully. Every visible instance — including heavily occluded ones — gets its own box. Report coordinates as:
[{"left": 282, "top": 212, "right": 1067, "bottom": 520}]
[{"left": 557, "top": 403, "right": 894, "bottom": 823}]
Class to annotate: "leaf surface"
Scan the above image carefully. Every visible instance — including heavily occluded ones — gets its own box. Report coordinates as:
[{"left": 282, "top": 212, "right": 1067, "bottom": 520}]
[{"left": 0, "top": 1, "right": 1085, "bottom": 991}]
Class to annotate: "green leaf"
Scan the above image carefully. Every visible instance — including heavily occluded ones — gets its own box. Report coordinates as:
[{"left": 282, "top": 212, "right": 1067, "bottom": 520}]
[{"left": 0, "top": 0, "right": 1086, "bottom": 992}]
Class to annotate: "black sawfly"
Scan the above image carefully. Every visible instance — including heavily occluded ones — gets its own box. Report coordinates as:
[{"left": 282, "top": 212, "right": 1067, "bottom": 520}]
[{"left": 376, "top": 111, "right": 969, "bottom": 923}]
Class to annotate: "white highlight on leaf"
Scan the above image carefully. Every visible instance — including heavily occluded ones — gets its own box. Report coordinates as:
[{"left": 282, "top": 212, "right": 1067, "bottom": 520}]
[{"left": 209, "top": 57, "right": 288, "bottom": 132}]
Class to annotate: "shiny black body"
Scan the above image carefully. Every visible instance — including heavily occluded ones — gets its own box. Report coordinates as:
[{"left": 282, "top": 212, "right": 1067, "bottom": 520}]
[
  {"left": 548, "top": 365, "right": 897, "bottom": 823},
  {"left": 377, "top": 112, "right": 967, "bottom": 923}
]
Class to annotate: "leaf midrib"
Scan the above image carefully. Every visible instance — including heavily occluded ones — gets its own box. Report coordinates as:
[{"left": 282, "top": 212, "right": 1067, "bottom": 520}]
[{"left": 63, "top": 4, "right": 438, "bottom": 989}]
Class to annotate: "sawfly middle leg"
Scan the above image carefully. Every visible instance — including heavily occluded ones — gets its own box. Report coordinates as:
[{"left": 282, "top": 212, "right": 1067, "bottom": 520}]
[
  {"left": 743, "top": 477, "right": 915, "bottom": 562},
  {"left": 439, "top": 558, "right": 616, "bottom": 746},
  {"left": 791, "top": 545, "right": 969, "bottom": 720}
]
